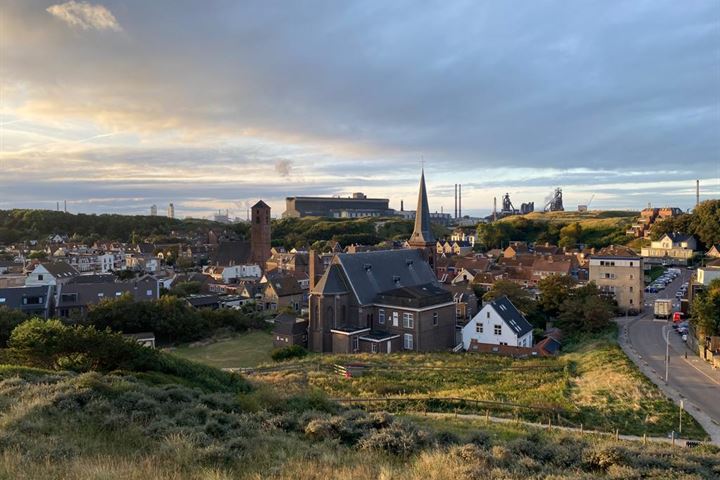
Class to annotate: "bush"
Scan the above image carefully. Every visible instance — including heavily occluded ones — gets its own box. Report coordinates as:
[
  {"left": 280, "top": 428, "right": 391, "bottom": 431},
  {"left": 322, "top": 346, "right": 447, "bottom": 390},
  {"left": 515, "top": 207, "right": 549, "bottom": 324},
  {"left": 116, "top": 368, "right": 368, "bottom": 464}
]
[
  {"left": 358, "top": 421, "right": 430, "bottom": 457},
  {"left": 271, "top": 345, "right": 308, "bottom": 362},
  {"left": 7, "top": 319, "right": 250, "bottom": 393}
]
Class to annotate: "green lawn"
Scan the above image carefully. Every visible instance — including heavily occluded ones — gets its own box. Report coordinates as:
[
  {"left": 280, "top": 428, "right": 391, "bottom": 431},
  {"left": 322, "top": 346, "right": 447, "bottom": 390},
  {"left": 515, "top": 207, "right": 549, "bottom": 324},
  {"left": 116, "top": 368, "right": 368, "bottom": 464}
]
[{"left": 170, "top": 330, "right": 273, "bottom": 369}]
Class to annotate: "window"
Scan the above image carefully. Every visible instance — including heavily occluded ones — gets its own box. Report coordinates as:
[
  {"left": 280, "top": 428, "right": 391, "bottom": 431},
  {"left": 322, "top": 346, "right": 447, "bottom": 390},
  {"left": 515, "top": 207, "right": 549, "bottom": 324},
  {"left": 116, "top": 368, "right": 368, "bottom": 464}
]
[
  {"left": 98, "top": 293, "right": 104, "bottom": 298},
  {"left": 115, "top": 292, "right": 122, "bottom": 297},
  {"left": 146, "top": 289, "right": 153, "bottom": 296},
  {"left": 433, "top": 312, "right": 438, "bottom": 326},
  {"left": 392, "top": 311, "right": 399, "bottom": 327},
  {"left": 37, "top": 274, "right": 44, "bottom": 281},
  {"left": 476, "top": 323, "right": 483, "bottom": 334},
  {"left": 352, "top": 336, "right": 359, "bottom": 352},
  {"left": 494, "top": 325, "right": 502, "bottom": 335},
  {"left": 630, "top": 261, "right": 634, "bottom": 267},
  {"left": 371, "top": 343, "right": 377, "bottom": 353},
  {"left": 486, "top": 311, "right": 490, "bottom": 318},
  {"left": 403, "top": 333, "right": 414, "bottom": 350},
  {"left": 378, "top": 309, "right": 385, "bottom": 325},
  {"left": 629, "top": 286, "right": 633, "bottom": 292},
  {"left": 629, "top": 299, "right": 633, "bottom": 305},
  {"left": 402, "top": 312, "right": 414, "bottom": 329},
  {"left": 0, "top": 298, "right": 5, "bottom": 304}
]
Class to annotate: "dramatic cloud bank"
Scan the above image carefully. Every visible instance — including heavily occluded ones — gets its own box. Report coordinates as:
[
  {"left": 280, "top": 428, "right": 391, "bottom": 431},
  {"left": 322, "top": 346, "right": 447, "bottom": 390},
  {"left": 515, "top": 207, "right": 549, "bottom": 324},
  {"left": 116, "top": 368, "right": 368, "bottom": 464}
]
[{"left": 1, "top": 1, "right": 718, "bottom": 218}]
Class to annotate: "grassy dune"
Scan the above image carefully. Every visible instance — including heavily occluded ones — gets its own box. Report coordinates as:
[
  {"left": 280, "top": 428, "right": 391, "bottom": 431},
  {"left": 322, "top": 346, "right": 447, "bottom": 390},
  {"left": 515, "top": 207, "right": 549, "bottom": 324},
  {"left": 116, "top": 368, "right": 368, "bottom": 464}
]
[{"left": 252, "top": 330, "right": 707, "bottom": 439}]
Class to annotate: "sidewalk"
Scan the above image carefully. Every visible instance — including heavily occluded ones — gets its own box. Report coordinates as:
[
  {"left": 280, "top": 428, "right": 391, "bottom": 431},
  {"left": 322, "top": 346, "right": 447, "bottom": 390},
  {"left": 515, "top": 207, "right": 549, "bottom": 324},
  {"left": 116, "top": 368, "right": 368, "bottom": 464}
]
[{"left": 617, "top": 316, "right": 720, "bottom": 445}]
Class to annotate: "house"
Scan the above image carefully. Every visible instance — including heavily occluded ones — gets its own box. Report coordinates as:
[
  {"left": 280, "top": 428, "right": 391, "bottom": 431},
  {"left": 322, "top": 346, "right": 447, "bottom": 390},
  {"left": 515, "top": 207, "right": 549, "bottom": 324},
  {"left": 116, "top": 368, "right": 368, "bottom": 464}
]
[
  {"left": 25, "top": 262, "right": 79, "bottom": 287},
  {"left": 450, "top": 230, "right": 477, "bottom": 247},
  {"left": 0, "top": 260, "right": 23, "bottom": 275},
  {"left": 706, "top": 245, "right": 720, "bottom": 259},
  {"left": 260, "top": 273, "right": 306, "bottom": 311},
  {"left": 641, "top": 233, "right": 697, "bottom": 265},
  {"left": 272, "top": 313, "right": 309, "bottom": 348},
  {"left": 185, "top": 294, "right": 221, "bottom": 309},
  {"left": 451, "top": 241, "right": 473, "bottom": 256},
  {"left": 503, "top": 242, "right": 529, "bottom": 259},
  {"left": 588, "top": 245, "right": 643, "bottom": 314},
  {"left": 0, "top": 285, "right": 54, "bottom": 318},
  {"left": 209, "top": 241, "right": 252, "bottom": 267},
  {"left": 55, "top": 275, "right": 160, "bottom": 318},
  {"left": 461, "top": 296, "right": 534, "bottom": 350},
  {"left": 204, "top": 264, "right": 262, "bottom": 283},
  {"left": 442, "top": 283, "right": 479, "bottom": 326},
  {"left": 696, "top": 263, "right": 720, "bottom": 287},
  {"left": 531, "top": 256, "right": 573, "bottom": 280}
]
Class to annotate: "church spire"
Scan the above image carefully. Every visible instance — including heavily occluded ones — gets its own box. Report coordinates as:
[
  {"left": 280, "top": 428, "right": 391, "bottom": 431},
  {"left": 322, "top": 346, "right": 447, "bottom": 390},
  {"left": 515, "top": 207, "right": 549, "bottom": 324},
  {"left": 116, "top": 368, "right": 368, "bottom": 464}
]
[{"left": 409, "top": 168, "right": 435, "bottom": 246}]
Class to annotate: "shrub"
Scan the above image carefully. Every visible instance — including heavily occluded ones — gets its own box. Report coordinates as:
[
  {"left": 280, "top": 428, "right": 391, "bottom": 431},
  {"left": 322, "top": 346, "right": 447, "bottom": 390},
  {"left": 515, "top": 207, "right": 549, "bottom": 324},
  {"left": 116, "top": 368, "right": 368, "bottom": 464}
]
[
  {"left": 584, "top": 445, "right": 627, "bottom": 472},
  {"left": 7, "top": 319, "right": 250, "bottom": 393},
  {"left": 358, "top": 421, "right": 430, "bottom": 457},
  {"left": 271, "top": 345, "right": 308, "bottom": 362}
]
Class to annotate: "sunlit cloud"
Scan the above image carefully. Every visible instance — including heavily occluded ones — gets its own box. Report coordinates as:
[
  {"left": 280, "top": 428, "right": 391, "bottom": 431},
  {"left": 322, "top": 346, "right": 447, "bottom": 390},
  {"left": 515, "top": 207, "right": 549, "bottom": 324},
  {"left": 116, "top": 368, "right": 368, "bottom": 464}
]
[{"left": 46, "top": 1, "right": 121, "bottom": 31}]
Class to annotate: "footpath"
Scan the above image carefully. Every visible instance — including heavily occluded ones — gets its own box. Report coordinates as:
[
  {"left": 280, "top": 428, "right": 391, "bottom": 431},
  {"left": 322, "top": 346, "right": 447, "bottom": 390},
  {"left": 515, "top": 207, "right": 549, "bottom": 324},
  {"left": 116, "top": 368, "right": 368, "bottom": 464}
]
[{"left": 418, "top": 412, "right": 703, "bottom": 447}]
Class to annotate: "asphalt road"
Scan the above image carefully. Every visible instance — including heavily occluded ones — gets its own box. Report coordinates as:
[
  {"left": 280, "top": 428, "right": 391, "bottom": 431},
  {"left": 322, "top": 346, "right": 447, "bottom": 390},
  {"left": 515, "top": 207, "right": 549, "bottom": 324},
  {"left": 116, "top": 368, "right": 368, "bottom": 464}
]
[{"left": 625, "top": 267, "right": 720, "bottom": 437}]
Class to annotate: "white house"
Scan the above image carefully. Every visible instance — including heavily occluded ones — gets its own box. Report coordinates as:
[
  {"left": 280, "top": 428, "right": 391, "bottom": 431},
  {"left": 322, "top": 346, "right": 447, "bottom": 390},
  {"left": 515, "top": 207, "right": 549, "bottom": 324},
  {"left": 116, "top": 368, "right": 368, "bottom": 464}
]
[
  {"left": 641, "top": 233, "right": 697, "bottom": 264},
  {"left": 462, "top": 296, "right": 533, "bottom": 350},
  {"left": 25, "top": 263, "right": 79, "bottom": 287},
  {"left": 204, "top": 264, "right": 261, "bottom": 283}
]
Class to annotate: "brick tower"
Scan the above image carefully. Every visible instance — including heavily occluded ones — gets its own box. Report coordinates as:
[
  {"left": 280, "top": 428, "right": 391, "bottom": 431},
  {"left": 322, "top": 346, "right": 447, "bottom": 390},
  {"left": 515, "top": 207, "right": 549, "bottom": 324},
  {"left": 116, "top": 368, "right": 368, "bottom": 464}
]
[{"left": 250, "top": 200, "right": 271, "bottom": 268}]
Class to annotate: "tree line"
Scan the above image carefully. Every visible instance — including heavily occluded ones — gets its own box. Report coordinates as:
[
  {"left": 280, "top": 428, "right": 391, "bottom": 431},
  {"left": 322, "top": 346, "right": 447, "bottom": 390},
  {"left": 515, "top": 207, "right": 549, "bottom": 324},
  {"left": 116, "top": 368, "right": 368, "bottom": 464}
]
[{"left": 651, "top": 200, "right": 720, "bottom": 249}]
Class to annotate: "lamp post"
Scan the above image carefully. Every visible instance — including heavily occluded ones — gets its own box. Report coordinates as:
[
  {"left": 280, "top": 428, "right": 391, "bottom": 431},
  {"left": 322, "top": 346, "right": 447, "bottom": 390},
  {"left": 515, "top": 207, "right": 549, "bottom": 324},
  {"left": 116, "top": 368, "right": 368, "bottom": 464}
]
[{"left": 665, "top": 327, "right": 670, "bottom": 384}]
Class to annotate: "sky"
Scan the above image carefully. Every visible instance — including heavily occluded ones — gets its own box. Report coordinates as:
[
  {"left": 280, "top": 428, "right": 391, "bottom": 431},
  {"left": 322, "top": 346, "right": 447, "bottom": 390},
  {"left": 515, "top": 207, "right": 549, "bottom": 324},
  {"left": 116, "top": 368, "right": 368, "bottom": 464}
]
[{"left": 1, "top": 0, "right": 719, "bottom": 219}]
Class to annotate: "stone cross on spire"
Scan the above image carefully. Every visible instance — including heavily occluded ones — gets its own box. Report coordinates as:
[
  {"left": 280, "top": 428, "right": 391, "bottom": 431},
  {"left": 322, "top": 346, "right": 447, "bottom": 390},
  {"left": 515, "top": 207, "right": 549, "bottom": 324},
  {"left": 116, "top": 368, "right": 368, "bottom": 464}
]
[{"left": 408, "top": 168, "right": 435, "bottom": 247}]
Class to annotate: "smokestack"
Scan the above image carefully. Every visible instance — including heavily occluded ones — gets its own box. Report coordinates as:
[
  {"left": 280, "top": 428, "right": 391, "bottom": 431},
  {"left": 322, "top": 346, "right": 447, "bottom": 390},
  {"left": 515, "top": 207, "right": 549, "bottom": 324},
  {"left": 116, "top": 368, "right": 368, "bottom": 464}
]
[
  {"left": 64, "top": 200, "right": 67, "bottom": 213},
  {"left": 458, "top": 184, "right": 462, "bottom": 218},
  {"left": 696, "top": 179, "right": 700, "bottom": 207},
  {"left": 56, "top": 202, "right": 59, "bottom": 211},
  {"left": 493, "top": 197, "right": 497, "bottom": 222},
  {"left": 454, "top": 184, "right": 458, "bottom": 219},
  {"left": 401, "top": 199, "right": 404, "bottom": 212}
]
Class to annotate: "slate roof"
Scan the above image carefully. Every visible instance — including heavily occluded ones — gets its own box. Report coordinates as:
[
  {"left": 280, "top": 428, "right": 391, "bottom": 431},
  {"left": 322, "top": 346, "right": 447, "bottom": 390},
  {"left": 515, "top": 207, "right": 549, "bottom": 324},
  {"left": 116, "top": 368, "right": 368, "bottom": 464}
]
[
  {"left": 666, "top": 232, "right": 694, "bottom": 243},
  {"left": 265, "top": 273, "right": 305, "bottom": 296},
  {"left": 41, "top": 262, "right": 79, "bottom": 278},
  {"left": 185, "top": 294, "right": 221, "bottom": 308},
  {"left": 593, "top": 245, "right": 640, "bottom": 259},
  {"left": 0, "top": 285, "right": 52, "bottom": 312},
  {"left": 490, "top": 296, "right": 533, "bottom": 337},
  {"left": 210, "top": 241, "right": 252, "bottom": 266},
  {"left": 314, "top": 264, "right": 349, "bottom": 295},
  {"left": 332, "top": 249, "right": 439, "bottom": 305},
  {"left": 376, "top": 283, "right": 452, "bottom": 308},
  {"left": 68, "top": 274, "right": 116, "bottom": 284}
]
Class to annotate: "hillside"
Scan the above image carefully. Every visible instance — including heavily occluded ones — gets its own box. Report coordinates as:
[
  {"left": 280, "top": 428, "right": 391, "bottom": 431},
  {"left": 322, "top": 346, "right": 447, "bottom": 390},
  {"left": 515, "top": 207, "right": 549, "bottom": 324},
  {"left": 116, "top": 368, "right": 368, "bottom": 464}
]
[
  {"left": 0, "top": 209, "right": 246, "bottom": 244},
  {"left": 1, "top": 321, "right": 719, "bottom": 480},
  {"left": 489, "top": 210, "right": 637, "bottom": 248}
]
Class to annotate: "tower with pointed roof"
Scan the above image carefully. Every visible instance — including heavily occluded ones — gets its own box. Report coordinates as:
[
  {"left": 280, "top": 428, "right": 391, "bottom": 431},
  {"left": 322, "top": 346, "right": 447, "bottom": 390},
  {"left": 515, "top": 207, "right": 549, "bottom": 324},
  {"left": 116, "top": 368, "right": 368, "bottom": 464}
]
[{"left": 407, "top": 169, "right": 437, "bottom": 271}]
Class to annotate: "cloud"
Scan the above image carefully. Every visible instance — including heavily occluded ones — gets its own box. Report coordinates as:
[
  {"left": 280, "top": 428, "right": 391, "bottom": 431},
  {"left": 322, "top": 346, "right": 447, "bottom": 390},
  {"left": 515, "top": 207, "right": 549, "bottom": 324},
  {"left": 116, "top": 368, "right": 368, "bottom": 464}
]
[
  {"left": 274, "top": 159, "right": 293, "bottom": 177},
  {"left": 46, "top": 1, "right": 121, "bottom": 31}
]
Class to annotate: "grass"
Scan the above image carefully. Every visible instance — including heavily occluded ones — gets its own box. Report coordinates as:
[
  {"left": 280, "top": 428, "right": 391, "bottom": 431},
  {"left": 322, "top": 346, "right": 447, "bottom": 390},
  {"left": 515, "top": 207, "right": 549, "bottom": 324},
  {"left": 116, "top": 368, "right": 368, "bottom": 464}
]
[
  {"left": 251, "top": 329, "right": 707, "bottom": 440},
  {"left": 0, "top": 358, "right": 717, "bottom": 479},
  {"left": 170, "top": 330, "right": 273, "bottom": 369}
]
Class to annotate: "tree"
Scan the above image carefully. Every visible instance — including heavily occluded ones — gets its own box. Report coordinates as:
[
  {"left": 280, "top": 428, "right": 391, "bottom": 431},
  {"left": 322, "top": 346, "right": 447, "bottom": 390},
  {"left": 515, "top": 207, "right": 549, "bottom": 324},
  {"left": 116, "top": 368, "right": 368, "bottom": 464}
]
[
  {"left": 537, "top": 275, "right": 576, "bottom": 319},
  {"left": 690, "top": 200, "right": 720, "bottom": 248},
  {"left": 0, "top": 307, "right": 29, "bottom": 346},
  {"left": 556, "top": 282, "right": 615, "bottom": 333},
  {"left": 476, "top": 223, "right": 515, "bottom": 250},
  {"left": 690, "top": 279, "right": 720, "bottom": 338},
  {"left": 558, "top": 223, "right": 582, "bottom": 249},
  {"left": 482, "top": 280, "right": 541, "bottom": 326}
]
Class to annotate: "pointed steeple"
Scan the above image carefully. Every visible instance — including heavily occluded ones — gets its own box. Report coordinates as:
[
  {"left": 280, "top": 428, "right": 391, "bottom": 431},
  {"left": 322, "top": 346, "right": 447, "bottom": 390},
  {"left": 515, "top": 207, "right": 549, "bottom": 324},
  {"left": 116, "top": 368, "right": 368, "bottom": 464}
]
[{"left": 408, "top": 169, "right": 435, "bottom": 246}]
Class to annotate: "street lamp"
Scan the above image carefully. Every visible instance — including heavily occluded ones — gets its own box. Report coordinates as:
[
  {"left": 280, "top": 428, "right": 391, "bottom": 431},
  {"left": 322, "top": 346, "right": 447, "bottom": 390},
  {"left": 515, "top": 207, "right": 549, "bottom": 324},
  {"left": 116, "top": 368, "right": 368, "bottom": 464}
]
[{"left": 665, "top": 327, "right": 670, "bottom": 384}]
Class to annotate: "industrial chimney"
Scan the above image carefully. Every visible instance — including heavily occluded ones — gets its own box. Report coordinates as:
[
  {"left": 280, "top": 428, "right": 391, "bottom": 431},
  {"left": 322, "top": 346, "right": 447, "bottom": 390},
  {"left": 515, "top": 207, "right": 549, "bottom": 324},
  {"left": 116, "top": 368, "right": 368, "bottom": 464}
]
[
  {"left": 454, "top": 184, "right": 458, "bottom": 219},
  {"left": 458, "top": 184, "right": 462, "bottom": 218},
  {"left": 696, "top": 179, "right": 700, "bottom": 207}
]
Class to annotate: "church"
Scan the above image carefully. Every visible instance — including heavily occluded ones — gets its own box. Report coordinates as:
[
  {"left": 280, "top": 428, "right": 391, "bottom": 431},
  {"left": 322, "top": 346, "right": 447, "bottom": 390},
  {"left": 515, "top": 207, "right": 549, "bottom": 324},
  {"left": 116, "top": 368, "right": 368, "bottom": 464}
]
[{"left": 308, "top": 170, "right": 457, "bottom": 353}]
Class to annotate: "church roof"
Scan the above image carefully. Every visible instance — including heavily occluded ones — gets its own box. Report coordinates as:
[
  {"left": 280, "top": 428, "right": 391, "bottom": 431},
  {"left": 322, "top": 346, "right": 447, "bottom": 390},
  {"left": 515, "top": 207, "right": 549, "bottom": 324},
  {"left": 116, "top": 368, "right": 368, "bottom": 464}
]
[
  {"left": 408, "top": 169, "right": 435, "bottom": 246},
  {"left": 252, "top": 200, "right": 270, "bottom": 209}
]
